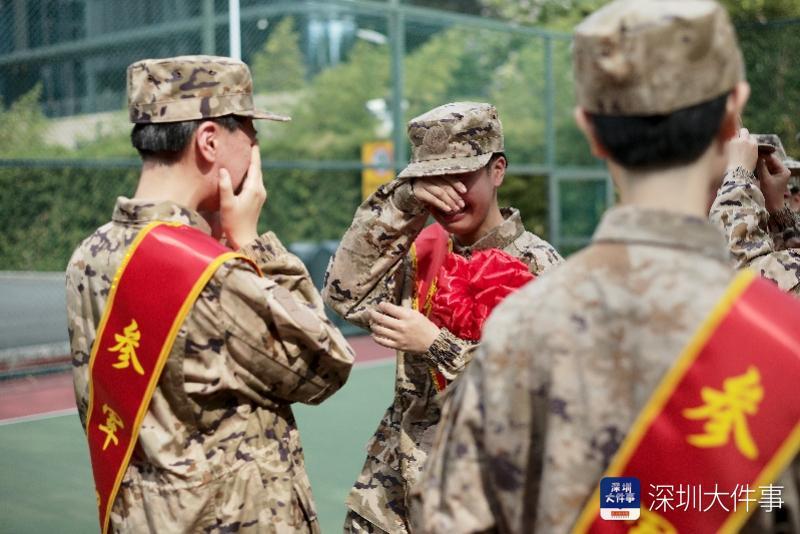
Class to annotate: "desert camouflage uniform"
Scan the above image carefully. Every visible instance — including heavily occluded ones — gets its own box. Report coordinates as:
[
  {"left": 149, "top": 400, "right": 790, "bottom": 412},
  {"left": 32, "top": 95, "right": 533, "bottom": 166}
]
[
  {"left": 323, "top": 176, "right": 562, "bottom": 532},
  {"left": 66, "top": 198, "right": 355, "bottom": 533},
  {"left": 411, "top": 206, "right": 800, "bottom": 533},
  {"left": 710, "top": 166, "right": 800, "bottom": 296}
]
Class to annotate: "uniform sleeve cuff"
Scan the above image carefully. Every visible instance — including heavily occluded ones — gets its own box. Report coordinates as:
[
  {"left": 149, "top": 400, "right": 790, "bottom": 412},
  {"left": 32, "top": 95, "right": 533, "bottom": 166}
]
[
  {"left": 427, "top": 328, "right": 475, "bottom": 366},
  {"left": 768, "top": 206, "right": 798, "bottom": 232},
  {"left": 393, "top": 180, "right": 426, "bottom": 215}
]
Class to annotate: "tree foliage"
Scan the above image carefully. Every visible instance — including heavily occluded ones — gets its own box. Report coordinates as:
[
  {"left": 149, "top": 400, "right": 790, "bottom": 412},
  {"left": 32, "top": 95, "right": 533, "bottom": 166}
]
[
  {"left": 3, "top": 6, "right": 800, "bottom": 269},
  {"left": 0, "top": 84, "right": 53, "bottom": 158},
  {"left": 719, "top": 0, "right": 800, "bottom": 21},
  {"left": 251, "top": 17, "right": 306, "bottom": 93},
  {"left": 480, "top": 0, "right": 800, "bottom": 28}
]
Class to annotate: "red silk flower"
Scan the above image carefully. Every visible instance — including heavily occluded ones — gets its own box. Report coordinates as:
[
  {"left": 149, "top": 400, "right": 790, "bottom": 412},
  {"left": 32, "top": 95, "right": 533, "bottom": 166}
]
[{"left": 429, "top": 248, "right": 534, "bottom": 341}]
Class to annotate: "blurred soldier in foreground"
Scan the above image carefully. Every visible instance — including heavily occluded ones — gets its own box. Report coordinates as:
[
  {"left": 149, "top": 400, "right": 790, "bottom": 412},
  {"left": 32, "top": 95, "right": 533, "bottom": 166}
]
[
  {"left": 323, "top": 101, "right": 562, "bottom": 532},
  {"left": 711, "top": 132, "right": 800, "bottom": 293},
  {"left": 413, "top": 1, "right": 800, "bottom": 533},
  {"left": 65, "top": 55, "right": 354, "bottom": 533}
]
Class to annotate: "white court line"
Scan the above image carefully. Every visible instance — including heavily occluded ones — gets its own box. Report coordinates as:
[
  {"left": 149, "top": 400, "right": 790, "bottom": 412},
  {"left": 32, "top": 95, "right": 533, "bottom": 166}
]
[
  {"left": 0, "top": 407, "right": 77, "bottom": 426},
  {"left": 0, "top": 357, "right": 394, "bottom": 426},
  {"left": 0, "top": 271, "right": 64, "bottom": 280}
]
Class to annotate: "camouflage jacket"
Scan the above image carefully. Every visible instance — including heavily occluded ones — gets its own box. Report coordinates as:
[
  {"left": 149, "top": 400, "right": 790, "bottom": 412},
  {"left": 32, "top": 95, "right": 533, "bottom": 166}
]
[
  {"left": 411, "top": 206, "right": 799, "bottom": 533},
  {"left": 322, "top": 179, "right": 562, "bottom": 532},
  {"left": 66, "top": 198, "right": 354, "bottom": 533},
  {"left": 710, "top": 166, "right": 800, "bottom": 296}
]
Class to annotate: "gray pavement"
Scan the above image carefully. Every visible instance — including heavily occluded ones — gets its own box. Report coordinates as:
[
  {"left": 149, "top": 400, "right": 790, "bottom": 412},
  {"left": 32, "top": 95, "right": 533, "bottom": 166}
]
[
  {"left": 0, "top": 241, "right": 359, "bottom": 365},
  {"left": 0, "top": 272, "right": 68, "bottom": 355}
]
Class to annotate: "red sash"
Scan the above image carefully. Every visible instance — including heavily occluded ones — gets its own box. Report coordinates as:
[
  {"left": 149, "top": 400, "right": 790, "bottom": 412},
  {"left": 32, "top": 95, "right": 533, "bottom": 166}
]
[
  {"left": 573, "top": 270, "right": 800, "bottom": 533},
  {"left": 84, "top": 222, "right": 259, "bottom": 533},
  {"left": 410, "top": 224, "right": 535, "bottom": 391},
  {"left": 410, "top": 224, "right": 453, "bottom": 391}
]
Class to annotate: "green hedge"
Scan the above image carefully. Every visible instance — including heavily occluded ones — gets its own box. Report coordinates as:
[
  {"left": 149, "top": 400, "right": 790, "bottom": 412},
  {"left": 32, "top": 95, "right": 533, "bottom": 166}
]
[
  {"left": 0, "top": 165, "right": 552, "bottom": 271},
  {"left": 1, "top": 166, "right": 139, "bottom": 270}
]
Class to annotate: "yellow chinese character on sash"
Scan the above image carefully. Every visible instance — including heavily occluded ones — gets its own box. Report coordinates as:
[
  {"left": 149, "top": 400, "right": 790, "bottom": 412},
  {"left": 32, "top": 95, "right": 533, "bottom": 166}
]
[
  {"left": 98, "top": 403, "right": 124, "bottom": 451},
  {"left": 109, "top": 319, "right": 144, "bottom": 375},
  {"left": 628, "top": 509, "right": 677, "bottom": 534},
  {"left": 682, "top": 366, "right": 763, "bottom": 460}
]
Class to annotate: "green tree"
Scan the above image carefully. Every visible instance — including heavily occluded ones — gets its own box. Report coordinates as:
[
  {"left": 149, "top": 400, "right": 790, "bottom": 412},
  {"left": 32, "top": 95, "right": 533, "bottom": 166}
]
[
  {"left": 257, "top": 41, "right": 390, "bottom": 242},
  {"left": 0, "top": 85, "right": 52, "bottom": 158},
  {"left": 480, "top": 0, "right": 800, "bottom": 27},
  {"left": 489, "top": 44, "right": 547, "bottom": 163},
  {"left": 404, "top": 29, "right": 470, "bottom": 118},
  {"left": 268, "top": 40, "right": 390, "bottom": 160},
  {"left": 720, "top": 0, "right": 800, "bottom": 21},
  {"left": 251, "top": 17, "right": 306, "bottom": 93},
  {"left": 479, "top": 0, "right": 607, "bottom": 30}
]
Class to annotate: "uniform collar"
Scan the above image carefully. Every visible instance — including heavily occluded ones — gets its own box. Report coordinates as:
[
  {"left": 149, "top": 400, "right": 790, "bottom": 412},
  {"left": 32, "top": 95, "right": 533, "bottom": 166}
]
[
  {"left": 111, "top": 197, "right": 212, "bottom": 235},
  {"left": 591, "top": 205, "right": 729, "bottom": 263},
  {"left": 452, "top": 207, "right": 525, "bottom": 255}
]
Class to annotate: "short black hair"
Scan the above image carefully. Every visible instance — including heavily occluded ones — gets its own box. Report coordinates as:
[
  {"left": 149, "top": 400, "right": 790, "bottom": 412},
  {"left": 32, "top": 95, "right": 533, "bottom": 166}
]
[
  {"left": 588, "top": 93, "right": 729, "bottom": 170},
  {"left": 488, "top": 151, "right": 508, "bottom": 168},
  {"left": 131, "top": 115, "right": 242, "bottom": 163}
]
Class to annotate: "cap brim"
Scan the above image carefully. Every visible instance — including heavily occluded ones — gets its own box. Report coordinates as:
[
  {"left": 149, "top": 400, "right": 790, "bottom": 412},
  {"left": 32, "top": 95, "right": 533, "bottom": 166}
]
[
  {"left": 239, "top": 108, "right": 291, "bottom": 122},
  {"left": 786, "top": 159, "right": 800, "bottom": 177},
  {"left": 397, "top": 152, "right": 492, "bottom": 179}
]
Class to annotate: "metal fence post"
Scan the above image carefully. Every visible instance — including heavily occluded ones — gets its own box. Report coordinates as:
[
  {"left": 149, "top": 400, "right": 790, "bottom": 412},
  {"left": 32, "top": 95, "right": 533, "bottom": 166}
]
[
  {"left": 389, "top": 0, "right": 406, "bottom": 170},
  {"left": 544, "top": 34, "right": 560, "bottom": 249},
  {"left": 229, "top": 0, "right": 241, "bottom": 59}
]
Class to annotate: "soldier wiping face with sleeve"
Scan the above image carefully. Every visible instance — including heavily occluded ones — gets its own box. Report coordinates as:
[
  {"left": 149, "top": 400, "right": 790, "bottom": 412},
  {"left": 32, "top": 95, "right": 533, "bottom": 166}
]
[
  {"left": 710, "top": 132, "right": 800, "bottom": 295},
  {"left": 65, "top": 55, "right": 355, "bottom": 533},
  {"left": 412, "top": 2, "right": 800, "bottom": 533},
  {"left": 322, "top": 102, "right": 563, "bottom": 533}
]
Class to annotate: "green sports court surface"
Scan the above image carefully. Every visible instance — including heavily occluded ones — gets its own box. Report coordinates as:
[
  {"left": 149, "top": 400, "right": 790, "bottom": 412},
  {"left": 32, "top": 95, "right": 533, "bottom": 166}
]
[{"left": 0, "top": 351, "right": 394, "bottom": 533}]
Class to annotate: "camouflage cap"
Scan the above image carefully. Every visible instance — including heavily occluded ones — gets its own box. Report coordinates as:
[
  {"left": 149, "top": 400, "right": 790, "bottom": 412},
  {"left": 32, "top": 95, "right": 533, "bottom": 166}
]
[
  {"left": 573, "top": 0, "right": 744, "bottom": 116},
  {"left": 127, "top": 55, "right": 290, "bottom": 124},
  {"left": 398, "top": 102, "right": 504, "bottom": 179},
  {"left": 754, "top": 134, "right": 800, "bottom": 177}
]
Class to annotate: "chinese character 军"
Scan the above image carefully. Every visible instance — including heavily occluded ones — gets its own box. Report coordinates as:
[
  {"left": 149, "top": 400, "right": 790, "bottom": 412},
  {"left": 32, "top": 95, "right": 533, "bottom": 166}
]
[
  {"left": 109, "top": 319, "right": 144, "bottom": 375},
  {"left": 98, "top": 403, "right": 124, "bottom": 451},
  {"left": 682, "top": 366, "right": 763, "bottom": 460}
]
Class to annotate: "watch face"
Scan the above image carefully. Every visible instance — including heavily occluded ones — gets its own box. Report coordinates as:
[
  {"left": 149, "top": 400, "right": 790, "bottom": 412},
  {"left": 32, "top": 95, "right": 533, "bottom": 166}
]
[{"left": 757, "top": 143, "right": 777, "bottom": 155}]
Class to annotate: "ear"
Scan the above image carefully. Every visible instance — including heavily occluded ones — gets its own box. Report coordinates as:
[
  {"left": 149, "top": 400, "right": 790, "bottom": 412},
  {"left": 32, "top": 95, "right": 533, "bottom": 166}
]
[
  {"left": 194, "top": 121, "right": 220, "bottom": 165},
  {"left": 717, "top": 81, "right": 751, "bottom": 143},
  {"left": 574, "top": 107, "right": 610, "bottom": 160},
  {"left": 490, "top": 154, "right": 506, "bottom": 187}
]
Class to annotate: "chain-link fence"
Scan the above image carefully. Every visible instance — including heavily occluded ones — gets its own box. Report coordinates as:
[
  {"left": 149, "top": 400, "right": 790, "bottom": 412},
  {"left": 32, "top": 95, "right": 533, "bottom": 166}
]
[{"left": 1, "top": 0, "right": 799, "bottom": 362}]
